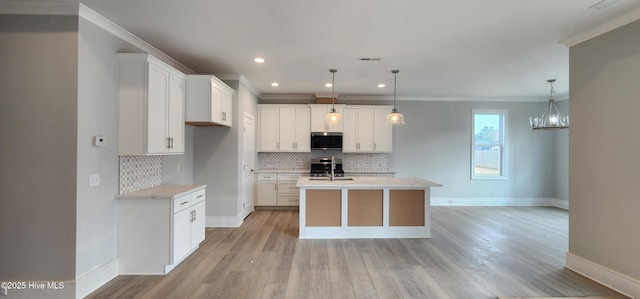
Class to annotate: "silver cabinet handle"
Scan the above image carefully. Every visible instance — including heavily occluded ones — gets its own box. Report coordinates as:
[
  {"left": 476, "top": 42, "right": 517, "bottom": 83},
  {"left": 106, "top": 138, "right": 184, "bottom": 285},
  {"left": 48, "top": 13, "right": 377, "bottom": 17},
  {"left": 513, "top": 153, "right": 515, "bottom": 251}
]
[
  {"left": 222, "top": 111, "right": 226, "bottom": 121},
  {"left": 196, "top": 194, "right": 204, "bottom": 198},
  {"left": 180, "top": 201, "right": 189, "bottom": 205}
]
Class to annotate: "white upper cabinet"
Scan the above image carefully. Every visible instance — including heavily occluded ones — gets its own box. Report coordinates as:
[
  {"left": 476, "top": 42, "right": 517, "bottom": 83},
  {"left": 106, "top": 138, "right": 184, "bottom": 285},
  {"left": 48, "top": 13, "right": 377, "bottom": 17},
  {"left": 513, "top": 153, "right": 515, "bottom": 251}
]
[
  {"left": 258, "top": 105, "right": 311, "bottom": 152},
  {"left": 309, "top": 104, "right": 345, "bottom": 133},
  {"left": 343, "top": 105, "right": 393, "bottom": 153},
  {"left": 373, "top": 107, "right": 393, "bottom": 152},
  {"left": 258, "top": 106, "right": 280, "bottom": 152},
  {"left": 185, "top": 75, "right": 234, "bottom": 127},
  {"left": 118, "top": 53, "right": 185, "bottom": 155}
]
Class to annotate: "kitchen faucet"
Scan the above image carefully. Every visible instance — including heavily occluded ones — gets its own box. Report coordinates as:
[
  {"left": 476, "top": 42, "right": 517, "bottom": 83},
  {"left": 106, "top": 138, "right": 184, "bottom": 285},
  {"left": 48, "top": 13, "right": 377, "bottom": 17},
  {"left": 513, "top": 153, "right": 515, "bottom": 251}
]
[{"left": 331, "top": 156, "right": 335, "bottom": 181}]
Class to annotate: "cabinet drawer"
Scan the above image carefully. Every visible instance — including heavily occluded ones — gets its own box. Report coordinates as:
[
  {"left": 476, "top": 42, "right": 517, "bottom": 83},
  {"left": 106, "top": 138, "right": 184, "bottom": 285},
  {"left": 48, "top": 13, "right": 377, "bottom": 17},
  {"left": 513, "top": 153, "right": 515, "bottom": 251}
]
[
  {"left": 173, "top": 196, "right": 192, "bottom": 213},
  {"left": 278, "top": 195, "right": 299, "bottom": 206},
  {"left": 192, "top": 189, "right": 206, "bottom": 204},
  {"left": 278, "top": 182, "right": 299, "bottom": 194},
  {"left": 277, "top": 173, "right": 305, "bottom": 181},
  {"left": 257, "top": 174, "right": 277, "bottom": 181}
]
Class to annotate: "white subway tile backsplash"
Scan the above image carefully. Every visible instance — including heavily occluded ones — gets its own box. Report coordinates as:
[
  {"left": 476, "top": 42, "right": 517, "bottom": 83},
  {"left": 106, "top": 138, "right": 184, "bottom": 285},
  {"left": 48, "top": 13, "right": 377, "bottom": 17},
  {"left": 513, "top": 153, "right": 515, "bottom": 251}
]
[
  {"left": 119, "top": 156, "right": 162, "bottom": 194},
  {"left": 258, "top": 151, "right": 389, "bottom": 171}
]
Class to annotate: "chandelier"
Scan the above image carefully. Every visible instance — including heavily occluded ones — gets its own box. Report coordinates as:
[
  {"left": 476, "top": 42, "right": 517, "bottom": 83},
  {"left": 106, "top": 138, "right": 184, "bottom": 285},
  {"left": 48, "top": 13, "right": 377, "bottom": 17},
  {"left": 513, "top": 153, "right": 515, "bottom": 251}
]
[{"left": 530, "top": 79, "right": 569, "bottom": 130}]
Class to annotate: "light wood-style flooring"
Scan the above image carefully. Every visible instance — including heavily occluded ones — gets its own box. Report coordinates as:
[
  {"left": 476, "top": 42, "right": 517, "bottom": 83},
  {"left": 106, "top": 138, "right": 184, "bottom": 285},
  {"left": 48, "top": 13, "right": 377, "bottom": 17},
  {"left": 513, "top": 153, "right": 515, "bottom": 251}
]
[{"left": 87, "top": 207, "right": 627, "bottom": 298}]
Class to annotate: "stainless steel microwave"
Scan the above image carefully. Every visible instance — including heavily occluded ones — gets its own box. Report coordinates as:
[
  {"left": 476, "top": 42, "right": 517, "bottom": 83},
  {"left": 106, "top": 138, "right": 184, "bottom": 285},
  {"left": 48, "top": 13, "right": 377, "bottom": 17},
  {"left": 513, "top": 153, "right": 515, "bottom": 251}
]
[{"left": 311, "top": 132, "right": 342, "bottom": 150}]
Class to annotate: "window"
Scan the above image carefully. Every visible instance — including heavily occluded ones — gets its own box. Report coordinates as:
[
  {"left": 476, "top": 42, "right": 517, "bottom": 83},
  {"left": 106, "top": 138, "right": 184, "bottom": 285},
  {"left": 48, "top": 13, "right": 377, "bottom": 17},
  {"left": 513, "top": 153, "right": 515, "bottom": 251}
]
[{"left": 472, "top": 109, "right": 507, "bottom": 179}]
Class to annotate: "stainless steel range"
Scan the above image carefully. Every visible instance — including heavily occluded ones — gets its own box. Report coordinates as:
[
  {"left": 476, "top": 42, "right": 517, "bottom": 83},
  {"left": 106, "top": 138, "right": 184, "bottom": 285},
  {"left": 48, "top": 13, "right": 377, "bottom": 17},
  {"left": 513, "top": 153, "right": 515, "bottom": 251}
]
[{"left": 310, "top": 157, "right": 344, "bottom": 177}]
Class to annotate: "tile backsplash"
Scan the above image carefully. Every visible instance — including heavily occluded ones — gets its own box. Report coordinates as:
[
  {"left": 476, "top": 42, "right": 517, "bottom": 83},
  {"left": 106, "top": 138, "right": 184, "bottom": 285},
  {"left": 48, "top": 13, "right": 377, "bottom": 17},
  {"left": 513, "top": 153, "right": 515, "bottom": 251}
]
[
  {"left": 119, "top": 156, "right": 162, "bottom": 194},
  {"left": 258, "top": 151, "right": 390, "bottom": 171}
]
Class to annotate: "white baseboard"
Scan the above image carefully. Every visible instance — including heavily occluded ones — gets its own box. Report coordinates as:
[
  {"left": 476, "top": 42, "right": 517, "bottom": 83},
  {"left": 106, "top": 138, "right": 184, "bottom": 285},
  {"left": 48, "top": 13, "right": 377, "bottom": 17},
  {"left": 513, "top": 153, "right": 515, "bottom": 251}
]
[
  {"left": 75, "top": 258, "right": 119, "bottom": 299},
  {"left": 566, "top": 252, "right": 640, "bottom": 299},
  {"left": 431, "top": 197, "right": 568, "bottom": 210},
  {"left": 206, "top": 215, "right": 243, "bottom": 227}
]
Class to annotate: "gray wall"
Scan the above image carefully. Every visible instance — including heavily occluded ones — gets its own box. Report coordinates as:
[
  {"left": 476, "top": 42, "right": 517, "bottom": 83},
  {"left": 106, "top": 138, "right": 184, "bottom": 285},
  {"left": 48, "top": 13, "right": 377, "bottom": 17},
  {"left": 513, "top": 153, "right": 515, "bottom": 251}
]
[
  {"left": 0, "top": 15, "right": 78, "bottom": 280},
  {"left": 76, "top": 17, "right": 141, "bottom": 278},
  {"left": 193, "top": 79, "right": 258, "bottom": 218},
  {"left": 569, "top": 19, "right": 640, "bottom": 279},
  {"left": 391, "top": 100, "right": 559, "bottom": 200},
  {"left": 554, "top": 100, "right": 569, "bottom": 201}
]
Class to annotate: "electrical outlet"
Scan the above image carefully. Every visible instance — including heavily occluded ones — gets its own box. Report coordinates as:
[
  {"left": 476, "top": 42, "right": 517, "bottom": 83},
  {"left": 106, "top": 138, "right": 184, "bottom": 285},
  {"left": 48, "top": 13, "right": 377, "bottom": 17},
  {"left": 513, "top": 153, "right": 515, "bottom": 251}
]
[{"left": 89, "top": 174, "right": 100, "bottom": 187}]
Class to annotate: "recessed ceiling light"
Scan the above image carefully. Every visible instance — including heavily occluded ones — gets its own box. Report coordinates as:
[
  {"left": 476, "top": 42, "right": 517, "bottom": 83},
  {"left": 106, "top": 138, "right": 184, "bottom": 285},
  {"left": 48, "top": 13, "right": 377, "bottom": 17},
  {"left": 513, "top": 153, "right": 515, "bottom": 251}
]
[
  {"left": 378, "top": 84, "right": 386, "bottom": 88},
  {"left": 254, "top": 57, "right": 265, "bottom": 63},
  {"left": 325, "top": 83, "right": 333, "bottom": 88},
  {"left": 271, "top": 82, "right": 279, "bottom": 87}
]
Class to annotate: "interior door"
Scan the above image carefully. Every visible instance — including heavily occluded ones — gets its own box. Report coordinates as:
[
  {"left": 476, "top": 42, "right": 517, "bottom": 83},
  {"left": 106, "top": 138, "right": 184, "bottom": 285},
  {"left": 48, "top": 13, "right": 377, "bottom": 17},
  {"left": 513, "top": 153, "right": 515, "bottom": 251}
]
[{"left": 242, "top": 113, "right": 256, "bottom": 219}]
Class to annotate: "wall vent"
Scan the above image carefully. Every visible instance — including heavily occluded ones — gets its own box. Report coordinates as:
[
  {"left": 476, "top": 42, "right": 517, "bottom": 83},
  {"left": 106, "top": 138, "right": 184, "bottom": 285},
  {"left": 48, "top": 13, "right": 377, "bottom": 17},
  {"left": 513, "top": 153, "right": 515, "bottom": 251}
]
[{"left": 359, "top": 57, "right": 382, "bottom": 61}]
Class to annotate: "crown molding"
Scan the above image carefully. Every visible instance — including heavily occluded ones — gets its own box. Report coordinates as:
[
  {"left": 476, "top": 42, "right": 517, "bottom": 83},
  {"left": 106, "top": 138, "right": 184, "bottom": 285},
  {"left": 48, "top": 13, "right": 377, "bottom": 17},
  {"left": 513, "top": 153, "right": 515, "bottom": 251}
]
[
  {"left": 77, "top": 4, "right": 194, "bottom": 74},
  {"left": 216, "top": 74, "right": 260, "bottom": 96},
  {"left": 259, "top": 94, "right": 316, "bottom": 101},
  {"left": 561, "top": 5, "right": 640, "bottom": 47}
]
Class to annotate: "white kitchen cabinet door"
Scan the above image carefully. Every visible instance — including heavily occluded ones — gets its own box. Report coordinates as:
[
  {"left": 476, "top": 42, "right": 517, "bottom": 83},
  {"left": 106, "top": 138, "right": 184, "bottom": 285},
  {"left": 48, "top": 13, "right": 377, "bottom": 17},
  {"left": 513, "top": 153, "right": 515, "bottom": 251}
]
[
  {"left": 256, "top": 182, "right": 277, "bottom": 205},
  {"left": 172, "top": 207, "right": 192, "bottom": 263},
  {"left": 294, "top": 108, "right": 311, "bottom": 151},
  {"left": 278, "top": 107, "right": 296, "bottom": 151},
  {"left": 167, "top": 73, "right": 185, "bottom": 153},
  {"left": 342, "top": 108, "right": 359, "bottom": 152},
  {"left": 211, "top": 81, "right": 233, "bottom": 126},
  {"left": 373, "top": 108, "right": 393, "bottom": 152},
  {"left": 356, "top": 108, "right": 374, "bottom": 152},
  {"left": 146, "top": 62, "right": 170, "bottom": 154},
  {"left": 190, "top": 200, "right": 206, "bottom": 248},
  {"left": 118, "top": 53, "right": 185, "bottom": 155},
  {"left": 185, "top": 75, "right": 235, "bottom": 127},
  {"left": 258, "top": 107, "right": 280, "bottom": 151}
]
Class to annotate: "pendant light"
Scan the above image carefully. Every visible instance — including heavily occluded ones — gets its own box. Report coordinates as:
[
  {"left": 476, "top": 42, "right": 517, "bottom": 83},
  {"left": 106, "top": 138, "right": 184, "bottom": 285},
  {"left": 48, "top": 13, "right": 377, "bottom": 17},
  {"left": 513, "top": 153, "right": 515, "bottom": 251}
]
[
  {"left": 386, "top": 69, "right": 406, "bottom": 125},
  {"left": 325, "top": 69, "right": 342, "bottom": 125},
  {"left": 529, "top": 79, "right": 569, "bottom": 130}
]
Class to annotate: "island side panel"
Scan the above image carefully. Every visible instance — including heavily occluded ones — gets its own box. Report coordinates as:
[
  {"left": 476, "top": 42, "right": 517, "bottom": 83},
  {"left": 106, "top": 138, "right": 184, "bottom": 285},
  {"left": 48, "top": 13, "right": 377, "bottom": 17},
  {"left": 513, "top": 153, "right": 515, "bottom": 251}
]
[
  {"left": 348, "top": 189, "right": 383, "bottom": 226},
  {"left": 389, "top": 190, "right": 425, "bottom": 226},
  {"left": 306, "top": 189, "right": 342, "bottom": 226}
]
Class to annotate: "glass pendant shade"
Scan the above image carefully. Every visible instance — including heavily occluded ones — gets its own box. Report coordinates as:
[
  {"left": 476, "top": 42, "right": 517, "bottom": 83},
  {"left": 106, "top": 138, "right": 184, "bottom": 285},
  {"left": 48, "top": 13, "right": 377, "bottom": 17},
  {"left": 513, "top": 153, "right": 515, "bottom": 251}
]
[
  {"left": 325, "top": 69, "right": 342, "bottom": 126},
  {"left": 530, "top": 79, "right": 569, "bottom": 130},
  {"left": 386, "top": 69, "right": 406, "bottom": 125},
  {"left": 325, "top": 107, "right": 342, "bottom": 125},
  {"left": 386, "top": 109, "right": 406, "bottom": 125}
]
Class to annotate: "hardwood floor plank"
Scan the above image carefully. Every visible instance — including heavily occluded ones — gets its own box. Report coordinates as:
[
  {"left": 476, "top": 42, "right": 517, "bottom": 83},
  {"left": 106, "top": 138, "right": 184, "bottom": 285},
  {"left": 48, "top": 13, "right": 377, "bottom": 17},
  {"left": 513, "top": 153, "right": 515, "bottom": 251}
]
[{"left": 88, "top": 207, "right": 629, "bottom": 299}]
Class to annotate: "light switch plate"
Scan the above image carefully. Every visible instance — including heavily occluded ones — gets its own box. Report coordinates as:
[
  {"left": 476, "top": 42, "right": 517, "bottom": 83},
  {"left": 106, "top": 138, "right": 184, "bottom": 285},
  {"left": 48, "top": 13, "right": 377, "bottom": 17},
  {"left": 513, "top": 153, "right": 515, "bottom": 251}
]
[
  {"left": 93, "top": 136, "right": 106, "bottom": 147},
  {"left": 89, "top": 174, "right": 100, "bottom": 187}
]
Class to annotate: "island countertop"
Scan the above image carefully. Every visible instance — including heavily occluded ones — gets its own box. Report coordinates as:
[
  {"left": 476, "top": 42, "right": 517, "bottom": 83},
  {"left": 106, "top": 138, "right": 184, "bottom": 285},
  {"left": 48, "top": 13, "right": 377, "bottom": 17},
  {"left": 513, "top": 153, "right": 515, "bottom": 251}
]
[
  {"left": 116, "top": 184, "right": 206, "bottom": 199},
  {"left": 296, "top": 176, "right": 442, "bottom": 189}
]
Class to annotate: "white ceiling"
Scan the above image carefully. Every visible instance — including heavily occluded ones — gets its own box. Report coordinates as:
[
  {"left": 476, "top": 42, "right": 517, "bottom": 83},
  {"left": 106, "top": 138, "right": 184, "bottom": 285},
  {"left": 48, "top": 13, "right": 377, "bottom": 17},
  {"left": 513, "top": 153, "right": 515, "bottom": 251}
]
[{"left": 79, "top": 0, "right": 640, "bottom": 101}]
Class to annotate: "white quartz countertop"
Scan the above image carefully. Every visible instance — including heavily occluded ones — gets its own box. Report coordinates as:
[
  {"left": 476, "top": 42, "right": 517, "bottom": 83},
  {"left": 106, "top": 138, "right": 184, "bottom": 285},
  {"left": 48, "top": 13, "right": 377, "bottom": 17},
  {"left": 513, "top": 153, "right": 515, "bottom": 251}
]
[
  {"left": 117, "top": 184, "right": 206, "bottom": 199},
  {"left": 296, "top": 177, "right": 441, "bottom": 189},
  {"left": 254, "top": 169, "right": 397, "bottom": 174}
]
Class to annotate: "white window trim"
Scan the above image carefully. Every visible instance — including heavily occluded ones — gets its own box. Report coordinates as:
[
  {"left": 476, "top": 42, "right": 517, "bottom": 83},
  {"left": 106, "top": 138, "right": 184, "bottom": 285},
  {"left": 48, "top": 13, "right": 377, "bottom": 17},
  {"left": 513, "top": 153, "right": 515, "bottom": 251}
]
[{"left": 471, "top": 109, "right": 508, "bottom": 180}]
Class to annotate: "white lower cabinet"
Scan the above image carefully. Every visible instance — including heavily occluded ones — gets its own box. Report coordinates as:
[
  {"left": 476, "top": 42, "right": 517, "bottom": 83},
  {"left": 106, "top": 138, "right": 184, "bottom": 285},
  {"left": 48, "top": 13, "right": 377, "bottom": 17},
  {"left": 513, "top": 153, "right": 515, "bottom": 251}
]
[
  {"left": 118, "top": 186, "right": 206, "bottom": 274},
  {"left": 255, "top": 173, "right": 306, "bottom": 207},
  {"left": 256, "top": 174, "right": 277, "bottom": 206}
]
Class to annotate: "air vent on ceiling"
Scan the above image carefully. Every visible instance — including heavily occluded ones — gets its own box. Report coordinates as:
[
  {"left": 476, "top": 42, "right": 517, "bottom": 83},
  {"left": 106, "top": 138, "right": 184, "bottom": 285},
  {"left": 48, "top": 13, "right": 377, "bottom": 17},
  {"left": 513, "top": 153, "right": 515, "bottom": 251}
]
[{"left": 359, "top": 57, "right": 382, "bottom": 61}]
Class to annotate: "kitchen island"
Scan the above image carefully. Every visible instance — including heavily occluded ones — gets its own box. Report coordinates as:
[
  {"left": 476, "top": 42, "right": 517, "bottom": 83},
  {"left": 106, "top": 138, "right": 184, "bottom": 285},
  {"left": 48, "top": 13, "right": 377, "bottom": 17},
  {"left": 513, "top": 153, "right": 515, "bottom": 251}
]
[{"left": 296, "top": 177, "right": 441, "bottom": 239}]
